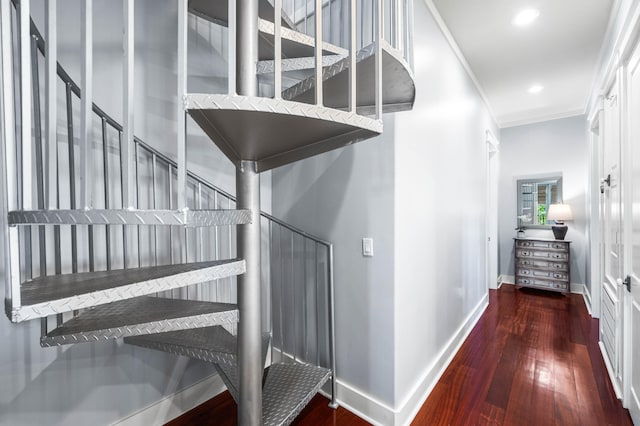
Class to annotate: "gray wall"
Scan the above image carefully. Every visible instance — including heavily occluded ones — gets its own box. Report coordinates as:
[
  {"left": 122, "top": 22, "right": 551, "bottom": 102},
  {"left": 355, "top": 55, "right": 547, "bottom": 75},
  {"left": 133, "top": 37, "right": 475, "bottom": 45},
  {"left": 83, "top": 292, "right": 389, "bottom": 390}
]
[
  {"left": 498, "top": 115, "right": 589, "bottom": 290},
  {"left": 272, "top": 119, "right": 397, "bottom": 405},
  {"left": 272, "top": 0, "right": 497, "bottom": 415}
]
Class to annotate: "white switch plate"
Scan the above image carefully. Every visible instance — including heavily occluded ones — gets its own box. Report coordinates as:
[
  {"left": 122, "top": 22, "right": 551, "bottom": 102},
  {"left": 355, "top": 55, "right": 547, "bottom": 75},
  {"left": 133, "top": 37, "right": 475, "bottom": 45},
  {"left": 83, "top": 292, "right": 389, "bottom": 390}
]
[{"left": 362, "top": 238, "right": 374, "bottom": 257}]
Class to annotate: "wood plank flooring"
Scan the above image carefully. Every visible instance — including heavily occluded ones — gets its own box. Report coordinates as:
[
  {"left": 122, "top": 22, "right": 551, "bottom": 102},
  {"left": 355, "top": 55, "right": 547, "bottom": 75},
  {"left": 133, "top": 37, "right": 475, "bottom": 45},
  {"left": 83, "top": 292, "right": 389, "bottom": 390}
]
[{"left": 167, "top": 285, "right": 632, "bottom": 426}]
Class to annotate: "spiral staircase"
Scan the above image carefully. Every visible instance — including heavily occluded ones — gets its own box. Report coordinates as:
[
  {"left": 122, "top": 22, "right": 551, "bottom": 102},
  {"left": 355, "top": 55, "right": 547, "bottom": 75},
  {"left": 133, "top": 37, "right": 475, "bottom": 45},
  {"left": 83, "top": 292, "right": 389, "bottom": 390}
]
[{"left": 0, "top": 0, "right": 415, "bottom": 424}]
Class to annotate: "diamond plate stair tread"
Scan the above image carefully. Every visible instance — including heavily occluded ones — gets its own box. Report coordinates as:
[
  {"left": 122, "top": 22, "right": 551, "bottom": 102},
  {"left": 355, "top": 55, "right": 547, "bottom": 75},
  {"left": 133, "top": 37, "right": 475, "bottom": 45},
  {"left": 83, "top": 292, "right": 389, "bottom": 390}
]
[
  {"left": 189, "top": 0, "right": 296, "bottom": 31},
  {"left": 256, "top": 19, "right": 347, "bottom": 61},
  {"left": 282, "top": 41, "right": 415, "bottom": 113},
  {"left": 41, "top": 296, "right": 238, "bottom": 346},
  {"left": 8, "top": 208, "right": 251, "bottom": 227},
  {"left": 124, "top": 325, "right": 271, "bottom": 369},
  {"left": 263, "top": 363, "right": 331, "bottom": 426},
  {"left": 185, "top": 95, "right": 382, "bottom": 172},
  {"left": 11, "top": 259, "right": 245, "bottom": 322}
]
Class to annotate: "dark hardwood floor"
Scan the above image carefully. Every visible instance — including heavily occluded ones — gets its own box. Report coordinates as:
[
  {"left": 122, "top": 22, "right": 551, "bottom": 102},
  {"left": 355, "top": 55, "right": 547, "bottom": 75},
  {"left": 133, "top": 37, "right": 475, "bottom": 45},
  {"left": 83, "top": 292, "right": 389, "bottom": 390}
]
[{"left": 167, "top": 285, "right": 632, "bottom": 426}]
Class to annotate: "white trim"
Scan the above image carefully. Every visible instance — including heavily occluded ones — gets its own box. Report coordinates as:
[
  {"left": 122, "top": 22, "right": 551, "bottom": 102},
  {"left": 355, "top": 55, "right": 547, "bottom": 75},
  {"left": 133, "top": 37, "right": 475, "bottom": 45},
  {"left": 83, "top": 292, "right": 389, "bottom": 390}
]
[
  {"left": 587, "top": 0, "right": 640, "bottom": 119},
  {"left": 320, "top": 381, "right": 394, "bottom": 426},
  {"left": 111, "top": 374, "right": 226, "bottom": 426},
  {"left": 570, "top": 282, "right": 584, "bottom": 295},
  {"left": 422, "top": 0, "right": 498, "bottom": 126},
  {"left": 319, "top": 294, "right": 489, "bottom": 425},
  {"left": 600, "top": 340, "right": 623, "bottom": 399},
  {"left": 499, "top": 109, "right": 585, "bottom": 129},
  {"left": 500, "top": 274, "right": 515, "bottom": 285},
  {"left": 583, "top": 284, "right": 593, "bottom": 316},
  {"left": 395, "top": 293, "right": 489, "bottom": 426}
]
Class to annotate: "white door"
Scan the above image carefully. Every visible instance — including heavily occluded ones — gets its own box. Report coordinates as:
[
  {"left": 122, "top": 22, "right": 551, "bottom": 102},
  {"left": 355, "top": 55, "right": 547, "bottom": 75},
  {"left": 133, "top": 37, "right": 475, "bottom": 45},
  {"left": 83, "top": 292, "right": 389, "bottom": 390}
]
[
  {"left": 602, "top": 79, "right": 624, "bottom": 396},
  {"left": 624, "top": 46, "right": 640, "bottom": 423},
  {"left": 486, "top": 131, "right": 499, "bottom": 290}
]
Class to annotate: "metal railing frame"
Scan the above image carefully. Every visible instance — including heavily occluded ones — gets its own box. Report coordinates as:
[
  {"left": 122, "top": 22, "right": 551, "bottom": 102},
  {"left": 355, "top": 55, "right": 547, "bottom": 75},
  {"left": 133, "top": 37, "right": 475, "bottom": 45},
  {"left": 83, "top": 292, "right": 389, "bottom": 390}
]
[{"left": 1, "top": 0, "right": 338, "bottom": 407}]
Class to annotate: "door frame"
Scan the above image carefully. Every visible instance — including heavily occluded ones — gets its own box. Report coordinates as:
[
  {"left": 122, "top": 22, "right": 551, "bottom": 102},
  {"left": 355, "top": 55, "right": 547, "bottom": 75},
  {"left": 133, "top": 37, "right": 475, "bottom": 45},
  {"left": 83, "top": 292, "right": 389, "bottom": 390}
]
[
  {"left": 588, "top": 102, "right": 604, "bottom": 319},
  {"left": 486, "top": 130, "right": 499, "bottom": 290}
]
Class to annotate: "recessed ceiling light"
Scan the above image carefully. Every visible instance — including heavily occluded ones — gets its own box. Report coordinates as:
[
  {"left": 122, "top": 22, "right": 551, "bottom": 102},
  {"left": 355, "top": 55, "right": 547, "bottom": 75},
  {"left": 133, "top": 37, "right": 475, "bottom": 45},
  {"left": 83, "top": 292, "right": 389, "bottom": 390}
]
[
  {"left": 513, "top": 9, "right": 540, "bottom": 27},
  {"left": 528, "top": 84, "right": 543, "bottom": 94}
]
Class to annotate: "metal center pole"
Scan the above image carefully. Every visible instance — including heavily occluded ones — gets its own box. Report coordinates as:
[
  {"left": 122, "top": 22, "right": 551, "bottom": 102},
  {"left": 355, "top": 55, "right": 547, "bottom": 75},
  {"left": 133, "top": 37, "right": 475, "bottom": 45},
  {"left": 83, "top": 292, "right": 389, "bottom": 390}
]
[
  {"left": 237, "top": 161, "right": 262, "bottom": 426},
  {"left": 236, "top": 1, "right": 261, "bottom": 425}
]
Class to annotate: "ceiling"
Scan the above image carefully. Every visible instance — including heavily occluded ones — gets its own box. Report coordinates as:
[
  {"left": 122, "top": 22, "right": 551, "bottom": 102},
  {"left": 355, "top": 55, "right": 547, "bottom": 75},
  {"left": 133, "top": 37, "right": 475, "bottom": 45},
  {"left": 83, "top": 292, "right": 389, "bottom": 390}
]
[{"left": 431, "top": 0, "right": 614, "bottom": 128}]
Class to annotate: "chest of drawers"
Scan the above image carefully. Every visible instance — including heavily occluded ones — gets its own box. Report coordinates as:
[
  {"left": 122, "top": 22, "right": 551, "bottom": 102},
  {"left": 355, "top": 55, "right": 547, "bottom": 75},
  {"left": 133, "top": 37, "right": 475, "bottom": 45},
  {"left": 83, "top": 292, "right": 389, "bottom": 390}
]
[{"left": 514, "top": 238, "right": 570, "bottom": 293}]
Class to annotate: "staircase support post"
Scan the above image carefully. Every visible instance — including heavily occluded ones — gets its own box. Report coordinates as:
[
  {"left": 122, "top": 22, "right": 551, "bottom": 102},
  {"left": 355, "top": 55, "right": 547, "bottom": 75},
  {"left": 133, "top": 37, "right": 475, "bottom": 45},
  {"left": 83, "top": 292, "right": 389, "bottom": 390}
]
[
  {"left": 236, "top": 161, "right": 262, "bottom": 426},
  {"left": 236, "top": 0, "right": 261, "bottom": 422}
]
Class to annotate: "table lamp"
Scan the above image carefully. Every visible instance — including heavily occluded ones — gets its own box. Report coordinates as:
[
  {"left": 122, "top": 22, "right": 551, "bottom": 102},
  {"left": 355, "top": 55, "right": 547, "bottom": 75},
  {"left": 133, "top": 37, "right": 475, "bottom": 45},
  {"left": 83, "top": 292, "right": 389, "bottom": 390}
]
[{"left": 547, "top": 204, "right": 573, "bottom": 240}]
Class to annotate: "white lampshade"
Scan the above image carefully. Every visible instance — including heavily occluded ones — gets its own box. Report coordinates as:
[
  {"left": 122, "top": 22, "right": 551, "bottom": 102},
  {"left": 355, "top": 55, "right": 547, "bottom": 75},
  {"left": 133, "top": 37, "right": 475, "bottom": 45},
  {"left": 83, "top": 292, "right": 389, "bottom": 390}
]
[{"left": 548, "top": 204, "right": 573, "bottom": 222}]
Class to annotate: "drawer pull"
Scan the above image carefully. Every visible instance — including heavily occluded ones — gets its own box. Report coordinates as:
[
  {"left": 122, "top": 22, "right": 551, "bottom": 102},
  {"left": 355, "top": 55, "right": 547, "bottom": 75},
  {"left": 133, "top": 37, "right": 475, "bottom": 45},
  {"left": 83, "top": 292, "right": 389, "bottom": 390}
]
[
  {"left": 553, "top": 273, "right": 563, "bottom": 278},
  {"left": 521, "top": 270, "right": 530, "bottom": 275},
  {"left": 553, "top": 254, "right": 562, "bottom": 258},
  {"left": 521, "top": 251, "right": 530, "bottom": 256}
]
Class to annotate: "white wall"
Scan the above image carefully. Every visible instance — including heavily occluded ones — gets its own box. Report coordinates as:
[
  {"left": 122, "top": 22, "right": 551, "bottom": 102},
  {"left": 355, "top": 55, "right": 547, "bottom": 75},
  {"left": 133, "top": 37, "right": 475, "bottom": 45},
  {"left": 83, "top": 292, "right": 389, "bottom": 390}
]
[
  {"left": 393, "top": 0, "right": 497, "bottom": 421},
  {"left": 1, "top": 2, "right": 271, "bottom": 425},
  {"left": 272, "top": 0, "right": 497, "bottom": 423},
  {"left": 498, "top": 115, "right": 589, "bottom": 291}
]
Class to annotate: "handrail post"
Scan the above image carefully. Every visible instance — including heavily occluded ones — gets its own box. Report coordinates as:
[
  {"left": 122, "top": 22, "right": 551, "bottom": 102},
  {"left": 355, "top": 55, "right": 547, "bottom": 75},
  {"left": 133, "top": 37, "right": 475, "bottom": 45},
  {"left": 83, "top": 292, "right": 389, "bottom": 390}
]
[
  {"left": 327, "top": 243, "right": 338, "bottom": 408},
  {"left": 349, "top": 0, "right": 356, "bottom": 113},
  {"left": 177, "top": 0, "right": 187, "bottom": 213},
  {"left": 1, "top": 0, "right": 21, "bottom": 312},
  {"left": 375, "top": 0, "right": 382, "bottom": 120},
  {"left": 315, "top": 0, "right": 323, "bottom": 106},
  {"left": 45, "top": 0, "right": 57, "bottom": 211},
  {"left": 80, "top": 0, "right": 92, "bottom": 209},
  {"left": 274, "top": 0, "right": 282, "bottom": 98},
  {"left": 123, "top": 0, "right": 135, "bottom": 210}
]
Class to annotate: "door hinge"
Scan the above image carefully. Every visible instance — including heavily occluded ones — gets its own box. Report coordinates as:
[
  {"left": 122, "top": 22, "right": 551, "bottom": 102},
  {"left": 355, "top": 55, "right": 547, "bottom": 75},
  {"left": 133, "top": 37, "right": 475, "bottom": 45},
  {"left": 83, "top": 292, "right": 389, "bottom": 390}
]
[{"left": 624, "top": 275, "right": 631, "bottom": 292}]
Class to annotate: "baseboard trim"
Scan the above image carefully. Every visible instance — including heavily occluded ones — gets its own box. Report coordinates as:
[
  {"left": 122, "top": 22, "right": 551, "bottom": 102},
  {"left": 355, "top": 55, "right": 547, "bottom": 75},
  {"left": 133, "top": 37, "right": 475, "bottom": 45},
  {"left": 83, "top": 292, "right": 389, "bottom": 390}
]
[
  {"left": 319, "top": 381, "right": 395, "bottom": 426},
  {"left": 111, "top": 373, "right": 226, "bottom": 426},
  {"left": 599, "top": 341, "right": 622, "bottom": 399},
  {"left": 395, "top": 293, "right": 490, "bottom": 426},
  {"left": 501, "top": 275, "right": 515, "bottom": 285},
  {"left": 583, "top": 285, "right": 593, "bottom": 316},
  {"left": 318, "top": 293, "right": 490, "bottom": 426},
  {"left": 570, "top": 283, "right": 584, "bottom": 295}
]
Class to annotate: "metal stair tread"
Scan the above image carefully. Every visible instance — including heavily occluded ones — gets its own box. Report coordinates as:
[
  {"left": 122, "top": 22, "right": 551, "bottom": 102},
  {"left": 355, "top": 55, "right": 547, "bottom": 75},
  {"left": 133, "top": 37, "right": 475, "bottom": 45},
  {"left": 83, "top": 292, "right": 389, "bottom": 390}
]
[
  {"left": 10, "top": 259, "right": 245, "bottom": 322},
  {"left": 185, "top": 94, "right": 382, "bottom": 172},
  {"left": 262, "top": 362, "right": 332, "bottom": 426},
  {"left": 256, "top": 18, "right": 347, "bottom": 61},
  {"left": 8, "top": 208, "right": 251, "bottom": 227},
  {"left": 124, "top": 325, "right": 271, "bottom": 368},
  {"left": 189, "top": 0, "right": 296, "bottom": 31},
  {"left": 41, "top": 296, "right": 238, "bottom": 346},
  {"left": 282, "top": 40, "right": 415, "bottom": 113}
]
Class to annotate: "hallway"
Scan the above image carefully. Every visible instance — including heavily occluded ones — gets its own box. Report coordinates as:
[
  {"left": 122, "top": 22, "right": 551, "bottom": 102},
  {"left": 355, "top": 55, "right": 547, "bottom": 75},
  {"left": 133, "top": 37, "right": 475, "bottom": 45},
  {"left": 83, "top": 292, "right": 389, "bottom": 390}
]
[{"left": 169, "top": 285, "right": 632, "bottom": 425}]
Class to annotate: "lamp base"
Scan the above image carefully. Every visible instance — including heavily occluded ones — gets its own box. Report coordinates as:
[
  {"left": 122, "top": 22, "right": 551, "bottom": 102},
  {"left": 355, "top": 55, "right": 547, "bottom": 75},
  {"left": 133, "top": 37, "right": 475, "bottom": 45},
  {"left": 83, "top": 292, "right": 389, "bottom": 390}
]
[{"left": 552, "top": 225, "right": 568, "bottom": 240}]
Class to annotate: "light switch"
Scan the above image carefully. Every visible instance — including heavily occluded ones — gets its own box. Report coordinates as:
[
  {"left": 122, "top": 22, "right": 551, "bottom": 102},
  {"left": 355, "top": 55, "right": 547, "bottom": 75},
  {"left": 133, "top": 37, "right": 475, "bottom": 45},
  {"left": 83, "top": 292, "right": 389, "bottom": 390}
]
[{"left": 362, "top": 238, "right": 374, "bottom": 257}]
